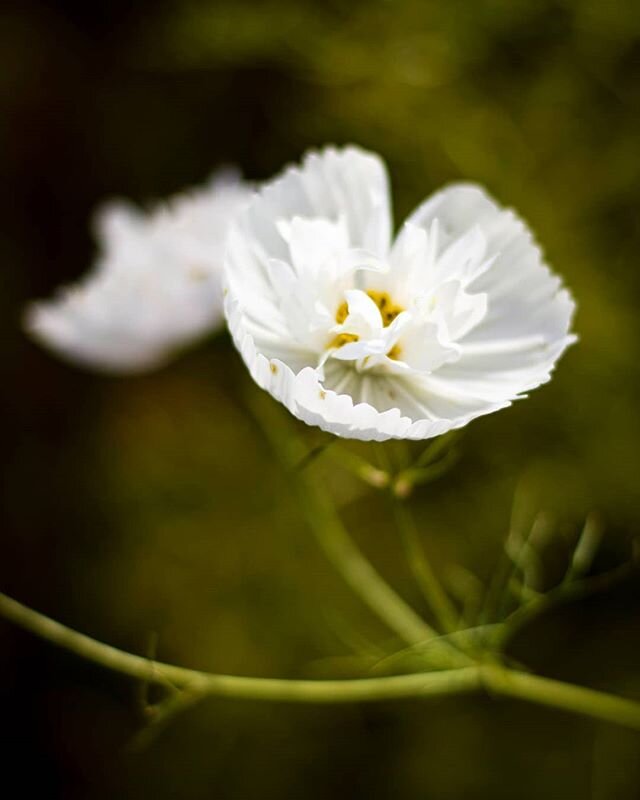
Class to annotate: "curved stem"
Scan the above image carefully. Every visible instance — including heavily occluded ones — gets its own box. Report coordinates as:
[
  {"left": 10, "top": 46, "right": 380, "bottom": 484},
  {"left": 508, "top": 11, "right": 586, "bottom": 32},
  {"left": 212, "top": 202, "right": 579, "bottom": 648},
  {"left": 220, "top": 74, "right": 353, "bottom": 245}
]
[
  {"left": 298, "top": 474, "right": 441, "bottom": 648},
  {"left": 497, "top": 560, "right": 638, "bottom": 650},
  {"left": 325, "top": 446, "right": 390, "bottom": 489},
  {"left": 245, "top": 393, "right": 438, "bottom": 648},
  {"left": 0, "top": 591, "right": 476, "bottom": 702},
  {"left": 393, "top": 498, "right": 458, "bottom": 634},
  {"left": 481, "top": 665, "right": 640, "bottom": 730},
  {"left": 2, "top": 591, "right": 640, "bottom": 730}
]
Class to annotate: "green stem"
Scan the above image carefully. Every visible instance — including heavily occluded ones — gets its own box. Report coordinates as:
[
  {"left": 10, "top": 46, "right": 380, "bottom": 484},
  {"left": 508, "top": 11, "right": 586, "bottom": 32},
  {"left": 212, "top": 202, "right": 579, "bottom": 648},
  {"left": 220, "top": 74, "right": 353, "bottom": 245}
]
[
  {"left": 481, "top": 664, "right": 640, "bottom": 730},
  {"left": 414, "top": 431, "right": 461, "bottom": 468},
  {"left": 0, "top": 591, "right": 476, "bottom": 702},
  {"left": 325, "top": 447, "right": 389, "bottom": 489},
  {"left": 497, "top": 560, "right": 638, "bottom": 650},
  {"left": 393, "top": 498, "right": 459, "bottom": 634},
  {"left": 2, "top": 591, "right": 640, "bottom": 730},
  {"left": 392, "top": 451, "right": 458, "bottom": 499},
  {"left": 297, "top": 474, "right": 439, "bottom": 647},
  {"left": 246, "top": 394, "right": 437, "bottom": 647}
]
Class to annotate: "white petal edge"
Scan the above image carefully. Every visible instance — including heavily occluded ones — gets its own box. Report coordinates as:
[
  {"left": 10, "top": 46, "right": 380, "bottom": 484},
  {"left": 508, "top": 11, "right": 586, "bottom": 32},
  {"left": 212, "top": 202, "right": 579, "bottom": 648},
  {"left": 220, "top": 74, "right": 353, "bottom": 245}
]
[
  {"left": 402, "top": 182, "right": 577, "bottom": 400},
  {"left": 226, "top": 292, "right": 511, "bottom": 441},
  {"left": 224, "top": 153, "right": 577, "bottom": 441},
  {"left": 25, "top": 170, "right": 254, "bottom": 374}
]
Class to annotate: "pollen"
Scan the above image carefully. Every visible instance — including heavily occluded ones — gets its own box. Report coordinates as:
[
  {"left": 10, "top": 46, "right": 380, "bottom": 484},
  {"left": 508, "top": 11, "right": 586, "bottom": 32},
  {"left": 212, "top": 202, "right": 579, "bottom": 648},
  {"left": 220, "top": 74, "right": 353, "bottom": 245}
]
[
  {"left": 330, "top": 300, "right": 359, "bottom": 349},
  {"left": 366, "top": 290, "right": 403, "bottom": 326},
  {"left": 330, "top": 332, "right": 359, "bottom": 348},
  {"left": 388, "top": 344, "right": 402, "bottom": 360},
  {"left": 335, "top": 301, "right": 349, "bottom": 324},
  {"left": 330, "top": 292, "right": 403, "bottom": 351}
]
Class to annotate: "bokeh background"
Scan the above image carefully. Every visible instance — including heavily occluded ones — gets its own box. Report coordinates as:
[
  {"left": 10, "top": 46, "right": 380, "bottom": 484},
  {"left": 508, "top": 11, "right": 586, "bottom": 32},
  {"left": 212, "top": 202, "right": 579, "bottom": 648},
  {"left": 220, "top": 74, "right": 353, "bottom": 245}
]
[{"left": 2, "top": 0, "right": 640, "bottom": 797}]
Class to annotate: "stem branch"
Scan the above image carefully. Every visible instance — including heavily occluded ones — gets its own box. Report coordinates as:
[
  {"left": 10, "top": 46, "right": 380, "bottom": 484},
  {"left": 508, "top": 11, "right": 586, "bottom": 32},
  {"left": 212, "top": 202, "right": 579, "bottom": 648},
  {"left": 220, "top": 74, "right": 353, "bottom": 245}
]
[
  {"left": 481, "top": 664, "right": 640, "bottom": 730},
  {"left": 2, "top": 591, "right": 640, "bottom": 729},
  {"left": 299, "top": 475, "right": 439, "bottom": 647},
  {"left": 0, "top": 591, "right": 476, "bottom": 702},
  {"left": 246, "top": 394, "right": 437, "bottom": 647},
  {"left": 393, "top": 499, "right": 459, "bottom": 633}
]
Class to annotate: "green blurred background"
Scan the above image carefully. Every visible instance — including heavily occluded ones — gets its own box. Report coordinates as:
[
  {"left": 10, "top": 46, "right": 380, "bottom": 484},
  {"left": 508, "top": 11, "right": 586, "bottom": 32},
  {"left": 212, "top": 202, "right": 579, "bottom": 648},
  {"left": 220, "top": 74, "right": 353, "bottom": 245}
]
[{"left": 2, "top": 0, "right": 640, "bottom": 797}]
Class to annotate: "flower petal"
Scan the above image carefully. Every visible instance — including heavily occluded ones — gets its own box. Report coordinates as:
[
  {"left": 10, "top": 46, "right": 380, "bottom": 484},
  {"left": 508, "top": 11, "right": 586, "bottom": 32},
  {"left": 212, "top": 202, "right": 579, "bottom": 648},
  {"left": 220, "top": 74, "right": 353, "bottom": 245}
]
[
  {"left": 225, "top": 154, "right": 576, "bottom": 441},
  {"left": 26, "top": 171, "right": 254, "bottom": 373},
  {"left": 254, "top": 145, "right": 392, "bottom": 255},
  {"left": 225, "top": 146, "right": 394, "bottom": 373},
  {"left": 400, "top": 183, "right": 576, "bottom": 403}
]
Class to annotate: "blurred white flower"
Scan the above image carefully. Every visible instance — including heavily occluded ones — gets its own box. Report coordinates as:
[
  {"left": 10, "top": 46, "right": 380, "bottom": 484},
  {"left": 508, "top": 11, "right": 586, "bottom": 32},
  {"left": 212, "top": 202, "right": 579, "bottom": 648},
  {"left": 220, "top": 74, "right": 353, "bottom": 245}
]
[
  {"left": 25, "top": 170, "right": 253, "bottom": 373},
  {"left": 225, "top": 146, "right": 576, "bottom": 441}
]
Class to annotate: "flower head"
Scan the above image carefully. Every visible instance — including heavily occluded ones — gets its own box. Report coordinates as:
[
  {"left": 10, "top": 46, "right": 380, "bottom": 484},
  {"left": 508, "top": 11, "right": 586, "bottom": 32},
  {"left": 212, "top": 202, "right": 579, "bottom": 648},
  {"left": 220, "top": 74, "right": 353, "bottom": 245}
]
[
  {"left": 225, "top": 146, "right": 576, "bottom": 441},
  {"left": 26, "top": 170, "right": 253, "bottom": 373}
]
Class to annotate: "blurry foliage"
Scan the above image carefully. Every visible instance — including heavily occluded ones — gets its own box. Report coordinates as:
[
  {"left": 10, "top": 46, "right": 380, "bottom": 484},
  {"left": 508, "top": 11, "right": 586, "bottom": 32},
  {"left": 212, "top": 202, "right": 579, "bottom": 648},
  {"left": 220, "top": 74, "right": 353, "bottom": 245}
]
[{"left": 2, "top": 0, "right": 640, "bottom": 798}]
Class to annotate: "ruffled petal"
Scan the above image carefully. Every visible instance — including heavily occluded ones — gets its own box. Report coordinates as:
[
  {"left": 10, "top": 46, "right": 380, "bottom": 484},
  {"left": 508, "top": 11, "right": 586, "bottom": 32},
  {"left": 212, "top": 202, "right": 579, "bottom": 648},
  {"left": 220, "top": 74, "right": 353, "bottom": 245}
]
[
  {"left": 402, "top": 184, "right": 576, "bottom": 403},
  {"left": 26, "top": 171, "right": 253, "bottom": 373},
  {"left": 225, "top": 155, "right": 576, "bottom": 441},
  {"left": 225, "top": 146, "right": 394, "bottom": 372}
]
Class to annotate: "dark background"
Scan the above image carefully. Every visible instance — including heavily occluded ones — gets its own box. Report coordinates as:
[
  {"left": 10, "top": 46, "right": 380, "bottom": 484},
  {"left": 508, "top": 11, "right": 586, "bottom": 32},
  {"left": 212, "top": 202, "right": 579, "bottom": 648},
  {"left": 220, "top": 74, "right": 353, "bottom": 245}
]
[{"left": 2, "top": 0, "right": 640, "bottom": 797}]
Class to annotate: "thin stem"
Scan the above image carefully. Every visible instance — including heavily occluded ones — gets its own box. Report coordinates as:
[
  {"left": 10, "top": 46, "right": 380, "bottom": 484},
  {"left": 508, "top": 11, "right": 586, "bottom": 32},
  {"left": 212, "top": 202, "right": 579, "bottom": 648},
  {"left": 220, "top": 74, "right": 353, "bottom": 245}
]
[
  {"left": 414, "top": 430, "right": 461, "bottom": 469},
  {"left": 481, "top": 665, "right": 640, "bottom": 730},
  {"left": 496, "top": 511, "right": 552, "bottom": 620},
  {"left": 245, "top": 393, "right": 437, "bottom": 648},
  {"left": 392, "top": 449, "right": 459, "bottom": 499},
  {"left": 0, "top": 591, "right": 477, "bottom": 702},
  {"left": 393, "top": 498, "right": 459, "bottom": 634},
  {"left": 298, "top": 475, "right": 440, "bottom": 647},
  {"left": 295, "top": 439, "right": 336, "bottom": 471},
  {"left": 478, "top": 481, "right": 536, "bottom": 625},
  {"left": 370, "top": 624, "right": 500, "bottom": 675},
  {"left": 497, "top": 560, "right": 638, "bottom": 650},
  {"left": 565, "top": 513, "right": 603, "bottom": 583},
  {"left": 2, "top": 591, "right": 640, "bottom": 730},
  {"left": 129, "top": 681, "right": 214, "bottom": 751},
  {"left": 325, "top": 447, "right": 389, "bottom": 489}
]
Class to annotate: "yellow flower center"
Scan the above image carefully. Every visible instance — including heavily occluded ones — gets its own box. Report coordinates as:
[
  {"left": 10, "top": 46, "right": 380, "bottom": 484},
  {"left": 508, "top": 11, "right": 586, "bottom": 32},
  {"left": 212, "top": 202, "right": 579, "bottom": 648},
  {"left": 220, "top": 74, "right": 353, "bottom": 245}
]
[
  {"left": 331, "top": 331, "right": 360, "bottom": 348},
  {"left": 335, "top": 301, "right": 349, "bottom": 325},
  {"left": 329, "top": 291, "right": 404, "bottom": 352},
  {"left": 330, "top": 300, "right": 358, "bottom": 348},
  {"left": 366, "top": 290, "right": 403, "bottom": 326},
  {"left": 388, "top": 344, "right": 402, "bottom": 360}
]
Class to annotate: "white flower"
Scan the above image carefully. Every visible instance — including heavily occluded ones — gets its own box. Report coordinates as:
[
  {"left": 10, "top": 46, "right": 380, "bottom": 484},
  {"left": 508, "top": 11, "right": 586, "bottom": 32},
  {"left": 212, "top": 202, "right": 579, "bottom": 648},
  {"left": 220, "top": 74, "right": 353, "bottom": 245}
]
[
  {"left": 225, "top": 146, "right": 576, "bottom": 441},
  {"left": 25, "top": 170, "right": 253, "bottom": 373}
]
